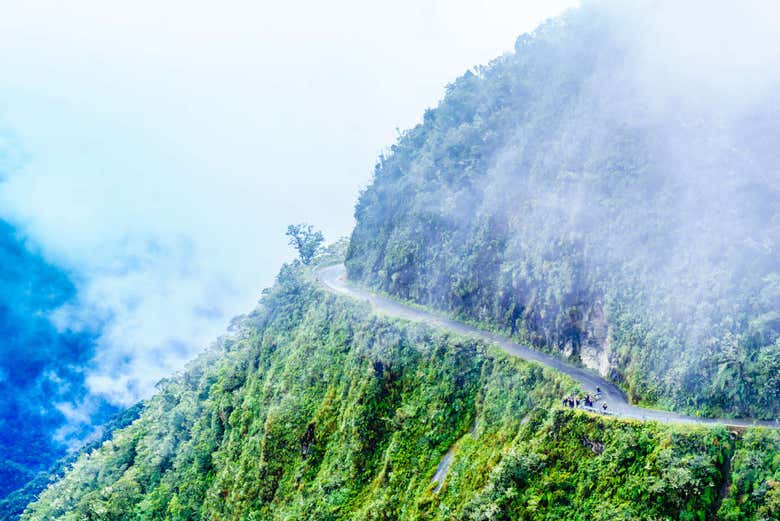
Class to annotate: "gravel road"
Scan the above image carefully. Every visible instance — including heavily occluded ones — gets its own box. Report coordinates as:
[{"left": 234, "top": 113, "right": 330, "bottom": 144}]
[{"left": 317, "top": 264, "right": 779, "bottom": 429}]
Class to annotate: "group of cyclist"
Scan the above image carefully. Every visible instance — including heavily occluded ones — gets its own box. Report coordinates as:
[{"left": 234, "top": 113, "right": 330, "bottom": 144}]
[{"left": 562, "top": 386, "right": 609, "bottom": 413}]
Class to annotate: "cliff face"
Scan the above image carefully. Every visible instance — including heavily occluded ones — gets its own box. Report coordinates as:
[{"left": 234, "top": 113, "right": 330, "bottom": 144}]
[
  {"left": 22, "top": 266, "right": 780, "bottom": 520},
  {"left": 345, "top": 2, "right": 780, "bottom": 418}
]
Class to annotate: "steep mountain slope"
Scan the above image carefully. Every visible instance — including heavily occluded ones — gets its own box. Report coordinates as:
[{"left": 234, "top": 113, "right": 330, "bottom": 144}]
[
  {"left": 22, "top": 265, "right": 780, "bottom": 520},
  {"left": 346, "top": 2, "right": 780, "bottom": 418}
]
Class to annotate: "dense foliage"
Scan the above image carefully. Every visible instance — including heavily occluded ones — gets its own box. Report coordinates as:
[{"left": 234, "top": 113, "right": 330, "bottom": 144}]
[
  {"left": 345, "top": 3, "right": 780, "bottom": 419},
  {"left": 720, "top": 429, "right": 780, "bottom": 521},
  {"left": 22, "top": 266, "right": 780, "bottom": 520}
]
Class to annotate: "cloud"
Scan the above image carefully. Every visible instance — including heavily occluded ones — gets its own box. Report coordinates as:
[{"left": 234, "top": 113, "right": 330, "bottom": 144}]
[
  {"left": 597, "top": 0, "right": 780, "bottom": 112},
  {"left": 0, "top": 1, "right": 579, "bottom": 409},
  {"left": 0, "top": 219, "right": 116, "bottom": 496}
]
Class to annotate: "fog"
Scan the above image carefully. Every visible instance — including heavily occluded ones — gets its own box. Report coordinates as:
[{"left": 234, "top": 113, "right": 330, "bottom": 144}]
[
  {"left": 344, "top": 0, "right": 780, "bottom": 416},
  {"left": 0, "top": 0, "right": 577, "bottom": 417},
  {"left": 483, "top": 0, "right": 780, "bottom": 341}
]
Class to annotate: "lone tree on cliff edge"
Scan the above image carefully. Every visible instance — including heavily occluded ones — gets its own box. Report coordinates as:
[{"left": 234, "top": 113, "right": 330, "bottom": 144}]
[{"left": 286, "top": 223, "right": 324, "bottom": 265}]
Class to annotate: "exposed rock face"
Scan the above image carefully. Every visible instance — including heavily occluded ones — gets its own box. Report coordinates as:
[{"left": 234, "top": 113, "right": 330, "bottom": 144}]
[
  {"left": 579, "top": 302, "right": 614, "bottom": 377},
  {"left": 582, "top": 437, "right": 605, "bottom": 455}
]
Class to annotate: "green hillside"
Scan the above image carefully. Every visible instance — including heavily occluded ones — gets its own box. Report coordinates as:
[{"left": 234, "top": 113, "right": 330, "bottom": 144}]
[
  {"left": 345, "top": 3, "right": 780, "bottom": 419},
  {"left": 19, "top": 3, "right": 780, "bottom": 519},
  {"left": 21, "top": 265, "right": 780, "bottom": 520}
]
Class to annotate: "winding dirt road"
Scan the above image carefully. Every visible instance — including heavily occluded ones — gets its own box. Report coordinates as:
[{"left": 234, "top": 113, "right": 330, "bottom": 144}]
[{"left": 317, "top": 264, "right": 779, "bottom": 429}]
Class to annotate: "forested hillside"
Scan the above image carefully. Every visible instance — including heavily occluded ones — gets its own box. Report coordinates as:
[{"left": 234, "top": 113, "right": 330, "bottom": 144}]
[
  {"left": 18, "top": 3, "right": 780, "bottom": 519},
  {"left": 346, "top": 2, "right": 780, "bottom": 419},
  {"left": 22, "top": 264, "right": 780, "bottom": 520}
]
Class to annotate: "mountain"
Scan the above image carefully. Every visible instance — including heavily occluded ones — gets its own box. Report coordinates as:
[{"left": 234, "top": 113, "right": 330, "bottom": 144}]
[
  {"left": 17, "top": 2, "right": 780, "bottom": 519},
  {"left": 346, "top": 2, "right": 780, "bottom": 419},
  {"left": 20, "top": 264, "right": 780, "bottom": 520}
]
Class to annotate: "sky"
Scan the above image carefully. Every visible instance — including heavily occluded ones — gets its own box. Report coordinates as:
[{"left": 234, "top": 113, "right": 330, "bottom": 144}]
[{"left": 0, "top": 0, "right": 579, "bottom": 413}]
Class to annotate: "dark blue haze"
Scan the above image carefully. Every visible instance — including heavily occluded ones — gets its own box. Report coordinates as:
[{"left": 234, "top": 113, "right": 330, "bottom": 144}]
[{"left": 0, "top": 220, "right": 113, "bottom": 499}]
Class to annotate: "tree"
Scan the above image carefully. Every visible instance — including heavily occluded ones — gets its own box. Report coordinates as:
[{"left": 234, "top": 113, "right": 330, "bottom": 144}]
[{"left": 286, "top": 223, "right": 324, "bottom": 265}]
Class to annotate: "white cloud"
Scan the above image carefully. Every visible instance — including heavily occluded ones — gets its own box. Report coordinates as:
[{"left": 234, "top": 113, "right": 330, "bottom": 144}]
[{"left": 0, "top": 0, "right": 578, "bottom": 405}]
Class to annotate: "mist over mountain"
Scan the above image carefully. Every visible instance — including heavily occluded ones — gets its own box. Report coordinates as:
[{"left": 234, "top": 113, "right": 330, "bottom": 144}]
[
  {"left": 0, "top": 220, "right": 115, "bottom": 502},
  {"left": 347, "top": 0, "right": 780, "bottom": 418}
]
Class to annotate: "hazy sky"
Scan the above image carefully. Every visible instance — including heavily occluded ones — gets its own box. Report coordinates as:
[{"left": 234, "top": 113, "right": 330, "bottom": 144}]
[{"left": 0, "top": 0, "right": 578, "bottom": 407}]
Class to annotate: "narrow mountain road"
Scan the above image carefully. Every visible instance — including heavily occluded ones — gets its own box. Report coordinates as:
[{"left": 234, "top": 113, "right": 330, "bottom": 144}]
[{"left": 317, "top": 264, "right": 779, "bottom": 430}]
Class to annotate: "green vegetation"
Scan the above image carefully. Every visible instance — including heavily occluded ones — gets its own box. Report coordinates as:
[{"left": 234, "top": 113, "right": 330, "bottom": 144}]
[
  {"left": 21, "top": 266, "right": 780, "bottom": 520},
  {"left": 0, "top": 404, "right": 143, "bottom": 521},
  {"left": 345, "top": 3, "right": 780, "bottom": 419},
  {"left": 287, "top": 223, "right": 325, "bottom": 265},
  {"left": 720, "top": 429, "right": 780, "bottom": 521}
]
